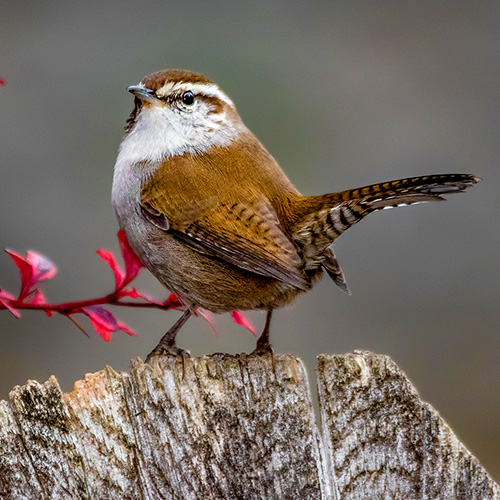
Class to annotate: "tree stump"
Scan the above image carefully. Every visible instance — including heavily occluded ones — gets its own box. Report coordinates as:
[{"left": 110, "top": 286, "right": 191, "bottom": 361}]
[{"left": 0, "top": 351, "right": 498, "bottom": 499}]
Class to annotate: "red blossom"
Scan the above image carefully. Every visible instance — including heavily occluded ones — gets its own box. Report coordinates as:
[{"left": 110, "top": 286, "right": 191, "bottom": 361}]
[
  {"left": 0, "top": 290, "right": 20, "bottom": 318},
  {"left": 117, "top": 230, "right": 144, "bottom": 283},
  {"left": 82, "top": 305, "right": 136, "bottom": 341},
  {"left": 5, "top": 249, "right": 57, "bottom": 300},
  {"left": 97, "top": 230, "right": 145, "bottom": 292},
  {"left": 96, "top": 249, "right": 126, "bottom": 290},
  {"left": 0, "top": 78, "right": 5, "bottom": 86},
  {"left": 25, "top": 289, "right": 53, "bottom": 316},
  {"left": 231, "top": 310, "right": 256, "bottom": 336},
  {"left": 0, "top": 232, "right": 255, "bottom": 341},
  {"left": 196, "top": 309, "right": 217, "bottom": 334}
]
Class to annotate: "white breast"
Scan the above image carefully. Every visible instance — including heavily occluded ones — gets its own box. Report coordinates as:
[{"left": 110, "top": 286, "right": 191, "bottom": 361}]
[{"left": 116, "top": 104, "right": 245, "bottom": 166}]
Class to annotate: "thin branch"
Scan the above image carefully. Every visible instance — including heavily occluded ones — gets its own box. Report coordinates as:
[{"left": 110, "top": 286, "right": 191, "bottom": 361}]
[{"left": 67, "top": 315, "right": 90, "bottom": 338}]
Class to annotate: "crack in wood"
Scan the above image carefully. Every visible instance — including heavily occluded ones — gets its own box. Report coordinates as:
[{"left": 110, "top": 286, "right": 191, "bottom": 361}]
[{"left": 0, "top": 351, "right": 497, "bottom": 499}]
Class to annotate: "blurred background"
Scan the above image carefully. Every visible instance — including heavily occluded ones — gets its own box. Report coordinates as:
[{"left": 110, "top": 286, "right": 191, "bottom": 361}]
[{"left": 1, "top": 0, "right": 499, "bottom": 481}]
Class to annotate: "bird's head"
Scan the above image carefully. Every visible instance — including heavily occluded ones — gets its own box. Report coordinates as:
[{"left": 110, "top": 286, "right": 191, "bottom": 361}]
[{"left": 122, "top": 69, "right": 244, "bottom": 162}]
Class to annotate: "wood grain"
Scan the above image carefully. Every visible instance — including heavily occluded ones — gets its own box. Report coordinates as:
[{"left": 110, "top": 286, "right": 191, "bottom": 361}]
[
  {"left": 0, "top": 351, "right": 497, "bottom": 499},
  {"left": 317, "top": 351, "right": 500, "bottom": 499}
]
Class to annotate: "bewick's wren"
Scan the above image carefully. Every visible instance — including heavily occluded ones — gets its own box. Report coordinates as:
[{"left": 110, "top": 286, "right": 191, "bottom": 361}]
[{"left": 112, "top": 69, "right": 479, "bottom": 359}]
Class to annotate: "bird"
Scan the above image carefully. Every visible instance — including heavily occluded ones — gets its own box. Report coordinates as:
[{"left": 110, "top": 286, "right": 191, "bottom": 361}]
[{"left": 111, "top": 69, "right": 480, "bottom": 361}]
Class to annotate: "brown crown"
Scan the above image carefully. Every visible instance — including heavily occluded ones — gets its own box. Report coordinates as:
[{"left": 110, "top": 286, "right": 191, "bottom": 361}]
[{"left": 141, "top": 69, "right": 215, "bottom": 91}]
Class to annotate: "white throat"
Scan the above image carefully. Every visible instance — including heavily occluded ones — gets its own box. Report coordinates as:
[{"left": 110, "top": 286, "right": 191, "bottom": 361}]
[{"left": 116, "top": 105, "right": 244, "bottom": 166}]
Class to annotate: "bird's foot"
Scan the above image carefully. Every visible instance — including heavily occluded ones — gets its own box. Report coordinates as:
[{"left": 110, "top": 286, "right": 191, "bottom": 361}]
[
  {"left": 251, "top": 339, "right": 274, "bottom": 356},
  {"left": 251, "top": 309, "right": 274, "bottom": 356},
  {"left": 145, "top": 307, "right": 195, "bottom": 364},
  {"left": 145, "top": 341, "right": 188, "bottom": 363}
]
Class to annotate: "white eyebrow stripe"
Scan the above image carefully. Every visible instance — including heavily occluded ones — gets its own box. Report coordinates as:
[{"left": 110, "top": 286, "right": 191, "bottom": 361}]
[
  {"left": 156, "top": 82, "right": 234, "bottom": 107},
  {"left": 178, "top": 83, "right": 234, "bottom": 106}
]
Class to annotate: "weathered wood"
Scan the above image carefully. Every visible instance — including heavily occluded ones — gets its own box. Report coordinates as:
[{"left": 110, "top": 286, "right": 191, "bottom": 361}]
[
  {"left": 317, "top": 351, "right": 500, "bottom": 500},
  {"left": 0, "top": 351, "right": 497, "bottom": 500}
]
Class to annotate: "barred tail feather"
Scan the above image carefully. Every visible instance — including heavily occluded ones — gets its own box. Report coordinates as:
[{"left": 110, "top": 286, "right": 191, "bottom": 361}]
[
  {"left": 296, "top": 173, "right": 480, "bottom": 242},
  {"left": 292, "top": 173, "right": 480, "bottom": 290},
  {"left": 322, "top": 248, "right": 351, "bottom": 295},
  {"left": 336, "top": 173, "right": 479, "bottom": 233},
  {"left": 340, "top": 173, "right": 480, "bottom": 210}
]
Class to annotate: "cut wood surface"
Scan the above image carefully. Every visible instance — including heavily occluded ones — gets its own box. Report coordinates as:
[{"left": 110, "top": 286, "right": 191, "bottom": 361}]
[{"left": 0, "top": 351, "right": 498, "bottom": 499}]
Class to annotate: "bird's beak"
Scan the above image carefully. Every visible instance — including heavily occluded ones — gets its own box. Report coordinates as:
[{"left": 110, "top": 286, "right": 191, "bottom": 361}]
[{"left": 127, "top": 85, "right": 157, "bottom": 104}]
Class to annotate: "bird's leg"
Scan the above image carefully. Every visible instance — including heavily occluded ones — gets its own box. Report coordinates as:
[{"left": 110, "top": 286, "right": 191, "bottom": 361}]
[
  {"left": 252, "top": 310, "right": 274, "bottom": 355},
  {"left": 145, "top": 307, "right": 195, "bottom": 363}
]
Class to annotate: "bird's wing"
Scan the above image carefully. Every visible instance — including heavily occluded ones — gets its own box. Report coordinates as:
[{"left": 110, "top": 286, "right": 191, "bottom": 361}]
[{"left": 140, "top": 190, "right": 310, "bottom": 291}]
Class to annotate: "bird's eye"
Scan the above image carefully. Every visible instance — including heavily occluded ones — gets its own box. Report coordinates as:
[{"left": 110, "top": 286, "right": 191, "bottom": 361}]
[{"left": 182, "top": 91, "right": 195, "bottom": 106}]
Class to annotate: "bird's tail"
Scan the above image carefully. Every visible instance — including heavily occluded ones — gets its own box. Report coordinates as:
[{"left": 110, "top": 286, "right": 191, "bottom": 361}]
[{"left": 291, "top": 173, "right": 480, "bottom": 290}]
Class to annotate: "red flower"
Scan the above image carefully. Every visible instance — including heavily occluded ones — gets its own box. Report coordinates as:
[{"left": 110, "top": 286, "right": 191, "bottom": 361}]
[
  {"left": 0, "top": 290, "right": 20, "bottom": 318},
  {"left": 1, "top": 231, "right": 255, "bottom": 341},
  {"left": 231, "top": 310, "right": 256, "bottom": 336},
  {"left": 82, "top": 305, "right": 135, "bottom": 342},
  {"left": 97, "top": 230, "right": 145, "bottom": 291},
  {"left": 5, "top": 249, "right": 57, "bottom": 301}
]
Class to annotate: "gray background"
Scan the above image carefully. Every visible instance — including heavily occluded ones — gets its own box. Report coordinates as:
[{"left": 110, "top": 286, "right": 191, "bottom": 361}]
[{"left": 1, "top": 0, "right": 500, "bottom": 481}]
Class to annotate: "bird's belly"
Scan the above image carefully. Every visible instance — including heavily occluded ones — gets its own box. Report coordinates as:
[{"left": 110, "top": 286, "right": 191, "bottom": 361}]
[{"left": 117, "top": 211, "right": 305, "bottom": 312}]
